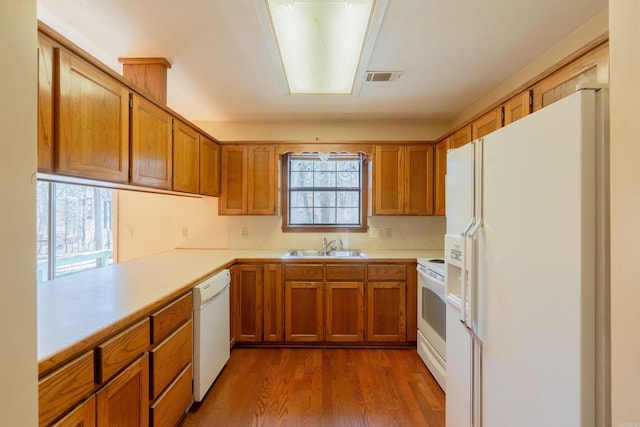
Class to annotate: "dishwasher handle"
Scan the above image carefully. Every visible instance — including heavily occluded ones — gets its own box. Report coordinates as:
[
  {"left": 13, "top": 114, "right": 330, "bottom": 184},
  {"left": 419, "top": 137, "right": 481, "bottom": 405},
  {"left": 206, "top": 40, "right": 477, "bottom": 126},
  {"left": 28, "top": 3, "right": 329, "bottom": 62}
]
[{"left": 193, "top": 269, "right": 231, "bottom": 308}]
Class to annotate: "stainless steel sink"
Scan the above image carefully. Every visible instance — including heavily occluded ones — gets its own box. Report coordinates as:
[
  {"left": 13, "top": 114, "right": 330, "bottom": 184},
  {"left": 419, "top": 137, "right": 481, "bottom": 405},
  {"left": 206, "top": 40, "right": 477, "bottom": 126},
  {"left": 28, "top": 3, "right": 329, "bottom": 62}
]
[{"left": 284, "top": 249, "right": 366, "bottom": 258}]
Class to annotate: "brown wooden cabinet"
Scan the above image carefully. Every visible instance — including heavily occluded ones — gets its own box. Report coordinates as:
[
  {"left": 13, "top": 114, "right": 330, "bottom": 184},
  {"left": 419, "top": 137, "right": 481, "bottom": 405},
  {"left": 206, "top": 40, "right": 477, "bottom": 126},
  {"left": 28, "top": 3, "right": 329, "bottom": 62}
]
[
  {"left": 325, "top": 282, "right": 364, "bottom": 342},
  {"left": 229, "top": 266, "right": 238, "bottom": 347},
  {"left": 434, "top": 140, "right": 447, "bottom": 216},
  {"left": 57, "top": 48, "right": 130, "bottom": 183},
  {"left": 503, "top": 90, "right": 532, "bottom": 126},
  {"left": 263, "top": 263, "right": 283, "bottom": 342},
  {"left": 285, "top": 281, "right": 324, "bottom": 342},
  {"left": 449, "top": 125, "right": 472, "bottom": 149},
  {"left": 148, "top": 292, "right": 193, "bottom": 427},
  {"left": 233, "top": 264, "right": 264, "bottom": 342},
  {"left": 38, "top": 34, "right": 55, "bottom": 173},
  {"left": 219, "top": 144, "right": 277, "bottom": 215},
  {"left": 472, "top": 107, "right": 503, "bottom": 140},
  {"left": 96, "top": 353, "right": 149, "bottom": 427},
  {"left": 199, "top": 136, "right": 220, "bottom": 196},
  {"left": 130, "top": 94, "right": 172, "bottom": 189},
  {"left": 366, "top": 264, "right": 407, "bottom": 342},
  {"left": 172, "top": 119, "right": 200, "bottom": 194},
  {"left": 373, "top": 144, "right": 434, "bottom": 215},
  {"left": 52, "top": 395, "right": 96, "bottom": 427}
]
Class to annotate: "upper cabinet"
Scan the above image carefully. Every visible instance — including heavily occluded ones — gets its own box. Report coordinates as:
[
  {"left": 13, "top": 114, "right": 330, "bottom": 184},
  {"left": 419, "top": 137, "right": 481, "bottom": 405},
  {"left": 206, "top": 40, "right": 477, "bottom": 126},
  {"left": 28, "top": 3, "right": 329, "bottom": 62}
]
[
  {"left": 130, "top": 94, "right": 172, "bottom": 189},
  {"left": 172, "top": 120, "right": 200, "bottom": 194},
  {"left": 219, "top": 144, "right": 277, "bottom": 215},
  {"left": 472, "top": 107, "right": 503, "bottom": 140},
  {"left": 373, "top": 144, "right": 434, "bottom": 216},
  {"left": 503, "top": 90, "right": 533, "bottom": 126},
  {"left": 57, "top": 48, "right": 130, "bottom": 183},
  {"left": 199, "top": 136, "right": 220, "bottom": 197},
  {"left": 434, "top": 140, "right": 447, "bottom": 216},
  {"left": 37, "top": 34, "right": 55, "bottom": 173},
  {"left": 449, "top": 125, "right": 472, "bottom": 149}
]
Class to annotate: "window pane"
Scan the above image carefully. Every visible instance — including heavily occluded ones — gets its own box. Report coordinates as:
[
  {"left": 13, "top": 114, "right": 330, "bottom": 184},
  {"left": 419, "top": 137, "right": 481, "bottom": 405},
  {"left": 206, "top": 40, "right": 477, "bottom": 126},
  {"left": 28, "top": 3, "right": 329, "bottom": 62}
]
[
  {"left": 291, "top": 159, "right": 314, "bottom": 172},
  {"left": 290, "top": 191, "right": 313, "bottom": 208},
  {"left": 36, "top": 181, "right": 50, "bottom": 282},
  {"left": 290, "top": 207, "right": 313, "bottom": 224},
  {"left": 337, "top": 171, "right": 359, "bottom": 188},
  {"left": 314, "top": 160, "right": 336, "bottom": 172},
  {"left": 314, "top": 191, "right": 336, "bottom": 207},
  {"left": 314, "top": 171, "right": 336, "bottom": 187},
  {"left": 314, "top": 208, "right": 336, "bottom": 224},
  {"left": 336, "top": 160, "right": 359, "bottom": 171},
  {"left": 290, "top": 171, "right": 313, "bottom": 188},
  {"left": 337, "top": 208, "right": 360, "bottom": 224},
  {"left": 337, "top": 191, "right": 359, "bottom": 207}
]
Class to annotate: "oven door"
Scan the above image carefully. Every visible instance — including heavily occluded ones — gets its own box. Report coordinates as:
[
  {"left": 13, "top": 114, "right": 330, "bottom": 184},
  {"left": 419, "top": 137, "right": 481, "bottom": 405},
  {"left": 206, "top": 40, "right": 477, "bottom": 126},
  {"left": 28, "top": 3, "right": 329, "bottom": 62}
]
[{"left": 417, "top": 266, "right": 447, "bottom": 360}]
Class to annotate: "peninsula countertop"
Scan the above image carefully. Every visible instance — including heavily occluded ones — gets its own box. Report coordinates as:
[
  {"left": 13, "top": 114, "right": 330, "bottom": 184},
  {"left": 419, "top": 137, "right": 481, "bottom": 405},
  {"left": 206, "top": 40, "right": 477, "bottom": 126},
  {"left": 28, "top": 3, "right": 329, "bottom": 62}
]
[{"left": 38, "top": 248, "right": 443, "bottom": 375}]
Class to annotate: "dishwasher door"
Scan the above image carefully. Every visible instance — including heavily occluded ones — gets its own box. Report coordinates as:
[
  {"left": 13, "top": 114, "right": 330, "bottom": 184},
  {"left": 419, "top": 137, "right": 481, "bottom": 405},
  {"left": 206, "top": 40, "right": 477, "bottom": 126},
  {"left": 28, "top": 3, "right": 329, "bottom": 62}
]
[{"left": 193, "top": 269, "right": 231, "bottom": 402}]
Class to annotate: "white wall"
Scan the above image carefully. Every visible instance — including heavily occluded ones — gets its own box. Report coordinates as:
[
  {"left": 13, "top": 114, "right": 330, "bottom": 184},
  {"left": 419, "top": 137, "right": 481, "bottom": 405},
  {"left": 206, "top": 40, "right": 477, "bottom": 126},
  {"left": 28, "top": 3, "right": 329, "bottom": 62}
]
[
  {"left": 0, "top": 0, "right": 38, "bottom": 424},
  {"left": 609, "top": 2, "right": 640, "bottom": 425},
  {"left": 452, "top": 9, "right": 609, "bottom": 128},
  {"left": 116, "top": 191, "right": 228, "bottom": 262},
  {"left": 195, "top": 118, "right": 450, "bottom": 142}
]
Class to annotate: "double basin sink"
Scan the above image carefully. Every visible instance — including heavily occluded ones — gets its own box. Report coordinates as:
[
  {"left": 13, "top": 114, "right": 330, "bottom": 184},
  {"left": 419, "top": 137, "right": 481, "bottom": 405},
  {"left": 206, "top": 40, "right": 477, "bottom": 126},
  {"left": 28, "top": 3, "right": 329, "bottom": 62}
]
[{"left": 284, "top": 249, "right": 366, "bottom": 258}]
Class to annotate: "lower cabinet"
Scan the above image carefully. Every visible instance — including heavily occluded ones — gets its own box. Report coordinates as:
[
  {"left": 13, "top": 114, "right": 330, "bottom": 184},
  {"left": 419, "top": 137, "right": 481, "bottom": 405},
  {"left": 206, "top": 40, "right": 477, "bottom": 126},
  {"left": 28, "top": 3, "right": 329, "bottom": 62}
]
[
  {"left": 366, "top": 264, "right": 407, "bottom": 342},
  {"left": 96, "top": 354, "right": 149, "bottom": 427},
  {"left": 325, "top": 282, "right": 364, "bottom": 342},
  {"left": 52, "top": 395, "right": 96, "bottom": 427},
  {"left": 284, "top": 281, "right": 324, "bottom": 342},
  {"left": 150, "top": 363, "right": 193, "bottom": 427}
]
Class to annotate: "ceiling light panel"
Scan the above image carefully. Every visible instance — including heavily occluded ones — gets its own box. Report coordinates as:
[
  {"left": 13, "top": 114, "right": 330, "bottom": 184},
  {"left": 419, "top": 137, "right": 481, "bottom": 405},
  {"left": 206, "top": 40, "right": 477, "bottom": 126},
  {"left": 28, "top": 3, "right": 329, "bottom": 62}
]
[{"left": 266, "top": 0, "right": 376, "bottom": 95}]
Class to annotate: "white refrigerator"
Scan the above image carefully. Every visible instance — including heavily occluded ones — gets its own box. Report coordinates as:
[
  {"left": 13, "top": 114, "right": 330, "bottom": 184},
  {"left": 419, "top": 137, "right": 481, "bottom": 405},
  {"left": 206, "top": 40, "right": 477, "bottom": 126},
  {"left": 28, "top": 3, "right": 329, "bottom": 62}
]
[{"left": 444, "top": 88, "right": 610, "bottom": 427}]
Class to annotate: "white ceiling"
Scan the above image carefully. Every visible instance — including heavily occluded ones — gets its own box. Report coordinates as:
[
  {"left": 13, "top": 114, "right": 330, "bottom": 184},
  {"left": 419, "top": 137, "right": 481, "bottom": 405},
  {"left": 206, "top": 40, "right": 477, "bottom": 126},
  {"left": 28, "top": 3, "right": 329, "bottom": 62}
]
[{"left": 37, "top": 0, "right": 607, "bottom": 123}]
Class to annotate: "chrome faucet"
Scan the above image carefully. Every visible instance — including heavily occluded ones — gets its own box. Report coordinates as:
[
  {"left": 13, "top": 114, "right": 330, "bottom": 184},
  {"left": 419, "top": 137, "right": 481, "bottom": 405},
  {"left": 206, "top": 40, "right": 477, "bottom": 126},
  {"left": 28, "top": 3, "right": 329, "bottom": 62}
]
[{"left": 322, "top": 238, "right": 337, "bottom": 252}]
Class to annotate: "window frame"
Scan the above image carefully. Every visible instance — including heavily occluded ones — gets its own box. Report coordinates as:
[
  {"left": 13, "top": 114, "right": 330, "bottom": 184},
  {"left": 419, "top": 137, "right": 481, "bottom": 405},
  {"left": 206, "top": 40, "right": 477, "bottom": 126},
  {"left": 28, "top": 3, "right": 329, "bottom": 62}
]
[{"left": 281, "top": 152, "right": 369, "bottom": 233}]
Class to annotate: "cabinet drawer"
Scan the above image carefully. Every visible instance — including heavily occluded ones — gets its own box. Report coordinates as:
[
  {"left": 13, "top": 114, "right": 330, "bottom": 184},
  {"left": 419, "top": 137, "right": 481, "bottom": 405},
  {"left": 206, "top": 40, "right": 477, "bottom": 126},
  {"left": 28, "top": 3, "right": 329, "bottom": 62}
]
[
  {"left": 96, "top": 318, "right": 150, "bottom": 384},
  {"left": 367, "top": 264, "right": 406, "bottom": 281},
  {"left": 326, "top": 264, "right": 365, "bottom": 281},
  {"left": 150, "top": 363, "right": 193, "bottom": 427},
  {"left": 39, "top": 351, "right": 95, "bottom": 427},
  {"left": 285, "top": 264, "right": 323, "bottom": 281},
  {"left": 150, "top": 319, "right": 193, "bottom": 399},
  {"left": 150, "top": 292, "right": 192, "bottom": 344}
]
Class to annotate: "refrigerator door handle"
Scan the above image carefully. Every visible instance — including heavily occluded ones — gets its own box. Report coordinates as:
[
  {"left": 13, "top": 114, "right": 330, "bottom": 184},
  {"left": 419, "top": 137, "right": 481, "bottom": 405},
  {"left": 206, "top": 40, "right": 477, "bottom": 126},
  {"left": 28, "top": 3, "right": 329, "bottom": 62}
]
[{"left": 460, "top": 218, "right": 475, "bottom": 326}]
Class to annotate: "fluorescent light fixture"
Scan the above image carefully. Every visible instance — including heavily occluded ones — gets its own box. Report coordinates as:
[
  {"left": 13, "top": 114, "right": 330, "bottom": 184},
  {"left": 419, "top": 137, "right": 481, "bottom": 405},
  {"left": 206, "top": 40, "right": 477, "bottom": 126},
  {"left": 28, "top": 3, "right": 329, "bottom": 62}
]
[{"left": 263, "top": 0, "right": 385, "bottom": 95}]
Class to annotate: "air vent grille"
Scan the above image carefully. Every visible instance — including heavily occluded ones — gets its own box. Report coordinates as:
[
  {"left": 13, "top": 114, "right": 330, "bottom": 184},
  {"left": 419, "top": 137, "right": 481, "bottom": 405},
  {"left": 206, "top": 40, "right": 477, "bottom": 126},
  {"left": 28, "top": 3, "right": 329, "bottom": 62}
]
[{"left": 365, "top": 71, "right": 402, "bottom": 82}]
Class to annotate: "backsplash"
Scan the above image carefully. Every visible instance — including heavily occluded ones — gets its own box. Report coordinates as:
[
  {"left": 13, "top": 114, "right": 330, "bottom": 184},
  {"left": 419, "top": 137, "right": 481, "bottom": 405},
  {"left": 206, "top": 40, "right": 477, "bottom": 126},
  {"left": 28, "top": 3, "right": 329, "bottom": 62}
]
[{"left": 226, "top": 215, "right": 445, "bottom": 250}]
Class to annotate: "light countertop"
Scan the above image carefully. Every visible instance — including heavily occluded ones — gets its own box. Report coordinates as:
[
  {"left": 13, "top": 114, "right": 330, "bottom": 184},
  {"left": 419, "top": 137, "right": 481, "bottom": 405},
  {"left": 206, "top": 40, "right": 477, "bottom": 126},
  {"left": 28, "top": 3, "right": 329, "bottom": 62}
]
[{"left": 37, "top": 248, "right": 442, "bottom": 374}]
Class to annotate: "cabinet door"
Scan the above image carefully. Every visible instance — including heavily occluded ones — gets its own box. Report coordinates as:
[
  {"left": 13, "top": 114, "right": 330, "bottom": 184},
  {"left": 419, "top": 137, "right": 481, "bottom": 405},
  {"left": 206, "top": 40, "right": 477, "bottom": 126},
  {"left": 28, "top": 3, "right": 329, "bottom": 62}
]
[
  {"left": 404, "top": 144, "right": 434, "bottom": 215},
  {"left": 96, "top": 353, "right": 149, "bottom": 427},
  {"left": 285, "top": 282, "right": 323, "bottom": 342},
  {"left": 325, "top": 282, "right": 364, "bottom": 342},
  {"left": 434, "top": 140, "right": 447, "bottom": 216},
  {"left": 531, "top": 42, "right": 608, "bottom": 112},
  {"left": 52, "top": 395, "right": 96, "bottom": 427},
  {"left": 472, "top": 107, "right": 503, "bottom": 140},
  {"left": 220, "top": 145, "right": 247, "bottom": 214},
  {"left": 172, "top": 120, "right": 200, "bottom": 193},
  {"left": 503, "top": 90, "right": 532, "bottom": 126},
  {"left": 200, "top": 136, "right": 220, "bottom": 196},
  {"left": 248, "top": 145, "right": 277, "bottom": 214},
  {"left": 366, "top": 282, "right": 406, "bottom": 342},
  {"left": 263, "top": 264, "right": 283, "bottom": 342},
  {"left": 373, "top": 145, "right": 404, "bottom": 215},
  {"left": 130, "top": 94, "right": 172, "bottom": 189},
  {"left": 449, "top": 125, "right": 472, "bottom": 149},
  {"left": 38, "top": 34, "right": 55, "bottom": 173},
  {"left": 236, "top": 265, "right": 263, "bottom": 342},
  {"left": 57, "top": 49, "right": 130, "bottom": 183}
]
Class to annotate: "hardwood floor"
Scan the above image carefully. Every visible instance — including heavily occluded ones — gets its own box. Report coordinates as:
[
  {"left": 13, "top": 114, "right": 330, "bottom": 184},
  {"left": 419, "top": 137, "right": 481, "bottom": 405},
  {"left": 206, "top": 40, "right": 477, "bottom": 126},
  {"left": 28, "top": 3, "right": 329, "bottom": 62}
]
[{"left": 181, "top": 347, "right": 445, "bottom": 427}]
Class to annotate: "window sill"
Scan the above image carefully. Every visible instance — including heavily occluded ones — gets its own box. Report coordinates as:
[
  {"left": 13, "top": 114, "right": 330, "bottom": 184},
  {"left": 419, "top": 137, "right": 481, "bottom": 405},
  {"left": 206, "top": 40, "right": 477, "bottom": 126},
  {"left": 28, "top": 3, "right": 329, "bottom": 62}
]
[{"left": 282, "top": 225, "right": 368, "bottom": 233}]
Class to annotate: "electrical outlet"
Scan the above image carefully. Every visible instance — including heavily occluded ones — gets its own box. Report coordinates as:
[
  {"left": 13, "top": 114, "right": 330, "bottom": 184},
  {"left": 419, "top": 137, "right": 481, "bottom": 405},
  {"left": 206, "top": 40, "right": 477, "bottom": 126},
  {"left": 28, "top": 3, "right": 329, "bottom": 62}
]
[
  {"left": 125, "top": 226, "right": 134, "bottom": 239},
  {"left": 182, "top": 227, "right": 189, "bottom": 238},
  {"left": 241, "top": 227, "right": 248, "bottom": 238},
  {"left": 385, "top": 228, "right": 392, "bottom": 238}
]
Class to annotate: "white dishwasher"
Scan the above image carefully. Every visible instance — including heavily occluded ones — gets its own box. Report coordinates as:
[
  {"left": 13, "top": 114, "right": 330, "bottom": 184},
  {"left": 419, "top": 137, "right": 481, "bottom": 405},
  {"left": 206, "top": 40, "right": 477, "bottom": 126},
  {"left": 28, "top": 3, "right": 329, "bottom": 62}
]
[{"left": 193, "top": 269, "right": 231, "bottom": 402}]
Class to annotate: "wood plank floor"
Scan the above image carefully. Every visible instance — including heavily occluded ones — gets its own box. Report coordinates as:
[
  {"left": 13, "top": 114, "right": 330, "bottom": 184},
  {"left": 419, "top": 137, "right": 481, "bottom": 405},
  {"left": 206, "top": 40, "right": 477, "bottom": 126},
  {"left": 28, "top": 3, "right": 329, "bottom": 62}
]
[{"left": 181, "top": 347, "right": 445, "bottom": 427}]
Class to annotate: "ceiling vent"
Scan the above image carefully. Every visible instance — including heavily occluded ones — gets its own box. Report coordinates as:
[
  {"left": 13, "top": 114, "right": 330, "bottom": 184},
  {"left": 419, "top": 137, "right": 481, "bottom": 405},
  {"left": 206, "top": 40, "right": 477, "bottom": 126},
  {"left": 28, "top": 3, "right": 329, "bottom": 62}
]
[{"left": 365, "top": 71, "right": 402, "bottom": 82}]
